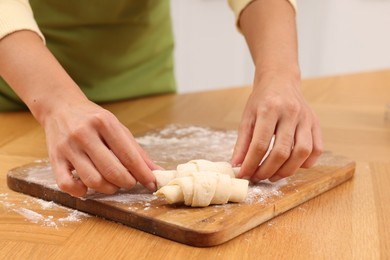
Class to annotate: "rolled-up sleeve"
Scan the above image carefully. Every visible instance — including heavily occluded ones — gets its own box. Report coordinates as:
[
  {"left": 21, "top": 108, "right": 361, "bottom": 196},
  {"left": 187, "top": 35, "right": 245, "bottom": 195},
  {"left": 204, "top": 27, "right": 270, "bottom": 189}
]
[
  {"left": 228, "top": 0, "right": 297, "bottom": 27},
  {"left": 0, "top": 0, "right": 45, "bottom": 42}
]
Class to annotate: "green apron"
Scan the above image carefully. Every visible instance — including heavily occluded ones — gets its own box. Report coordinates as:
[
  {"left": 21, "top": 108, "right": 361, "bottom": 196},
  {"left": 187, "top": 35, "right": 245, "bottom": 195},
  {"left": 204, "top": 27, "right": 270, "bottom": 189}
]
[{"left": 0, "top": 0, "right": 176, "bottom": 111}]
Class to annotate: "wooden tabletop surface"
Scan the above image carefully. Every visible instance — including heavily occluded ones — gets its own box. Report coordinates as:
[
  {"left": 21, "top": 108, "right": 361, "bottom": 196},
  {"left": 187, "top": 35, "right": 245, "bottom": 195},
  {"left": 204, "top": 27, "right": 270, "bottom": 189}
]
[{"left": 1, "top": 70, "right": 389, "bottom": 259}]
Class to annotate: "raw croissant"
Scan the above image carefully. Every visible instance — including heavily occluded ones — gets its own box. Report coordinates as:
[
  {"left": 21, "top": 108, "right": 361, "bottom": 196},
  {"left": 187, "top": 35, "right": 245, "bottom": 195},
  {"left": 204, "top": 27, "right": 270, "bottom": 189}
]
[{"left": 153, "top": 160, "right": 248, "bottom": 207}]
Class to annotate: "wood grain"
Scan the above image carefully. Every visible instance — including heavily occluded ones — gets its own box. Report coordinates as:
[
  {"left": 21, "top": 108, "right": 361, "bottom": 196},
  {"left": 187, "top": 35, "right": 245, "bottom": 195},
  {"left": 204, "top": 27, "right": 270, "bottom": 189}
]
[
  {"left": 1, "top": 70, "right": 390, "bottom": 257},
  {"left": 7, "top": 152, "right": 355, "bottom": 247}
]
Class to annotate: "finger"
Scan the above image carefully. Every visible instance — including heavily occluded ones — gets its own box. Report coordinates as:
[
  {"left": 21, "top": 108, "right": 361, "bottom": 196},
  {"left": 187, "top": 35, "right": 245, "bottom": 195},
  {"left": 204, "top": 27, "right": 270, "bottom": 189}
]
[
  {"left": 302, "top": 117, "right": 323, "bottom": 168},
  {"left": 82, "top": 134, "right": 137, "bottom": 190},
  {"left": 269, "top": 122, "right": 313, "bottom": 181},
  {"left": 52, "top": 158, "right": 88, "bottom": 197},
  {"left": 70, "top": 152, "right": 119, "bottom": 194},
  {"left": 231, "top": 116, "right": 255, "bottom": 167},
  {"left": 133, "top": 139, "right": 162, "bottom": 170},
  {"left": 101, "top": 124, "right": 156, "bottom": 191},
  {"left": 120, "top": 125, "right": 161, "bottom": 170},
  {"left": 253, "top": 115, "right": 297, "bottom": 181},
  {"left": 268, "top": 175, "right": 283, "bottom": 182},
  {"left": 135, "top": 143, "right": 164, "bottom": 170},
  {"left": 238, "top": 110, "right": 277, "bottom": 180}
]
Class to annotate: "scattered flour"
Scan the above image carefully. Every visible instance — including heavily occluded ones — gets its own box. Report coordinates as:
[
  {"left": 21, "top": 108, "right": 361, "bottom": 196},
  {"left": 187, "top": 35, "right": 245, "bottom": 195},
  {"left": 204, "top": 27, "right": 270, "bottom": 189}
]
[
  {"left": 136, "top": 124, "right": 237, "bottom": 169},
  {"left": 3, "top": 125, "right": 297, "bottom": 227},
  {"left": 0, "top": 193, "right": 89, "bottom": 228},
  {"left": 136, "top": 125, "right": 290, "bottom": 206},
  {"left": 94, "top": 193, "right": 156, "bottom": 204},
  {"left": 86, "top": 183, "right": 158, "bottom": 207},
  {"left": 33, "top": 158, "right": 50, "bottom": 164},
  {"left": 34, "top": 198, "right": 57, "bottom": 210},
  {"left": 13, "top": 208, "right": 44, "bottom": 223},
  {"left": 245, "top": 178, "right": 289, "bottom": 204},
  {"left": 58, "top": 210, "right": 89, "bottom": 222},
  {"left": 22, "top": 164, "right": 59, "bottom": 190}
]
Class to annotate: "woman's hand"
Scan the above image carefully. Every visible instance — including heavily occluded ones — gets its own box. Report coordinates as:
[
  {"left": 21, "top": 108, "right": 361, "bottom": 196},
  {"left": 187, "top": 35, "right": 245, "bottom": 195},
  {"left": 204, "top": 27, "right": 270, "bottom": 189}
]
[
  {"left": 0, "top": 31, "right": 158, "bottom": 197},
  {"left": 231, "top": 71, "right": 322, "bottom": 182},
  {"left": 43, "top": 99, "right": 159, "bottom": 197},
  {"left": 231, "top": 0, "right": 323, "bottom": 182}
]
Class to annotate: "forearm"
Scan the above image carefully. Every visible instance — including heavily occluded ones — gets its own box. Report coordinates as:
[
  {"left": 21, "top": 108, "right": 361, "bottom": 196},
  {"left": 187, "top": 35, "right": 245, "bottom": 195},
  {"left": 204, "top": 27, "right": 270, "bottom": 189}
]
[
  {"left": 0, "top": 30, "right": 87, "bottom": 124},
  {"left": 239, "top": 0, "right": 300, "bottom": 80},
  {"left": 0, "top": 30, "right": 158, "bottom": 196}
]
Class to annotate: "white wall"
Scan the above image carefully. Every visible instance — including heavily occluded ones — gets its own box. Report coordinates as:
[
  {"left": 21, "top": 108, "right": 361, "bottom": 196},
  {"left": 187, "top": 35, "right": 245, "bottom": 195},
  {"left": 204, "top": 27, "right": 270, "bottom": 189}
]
[
  {"left": 170, "top": 0, "right": 254, "bottom": 93},
  {"left": 297, "top": 0, "right": 390, "bottom": 78},
  {"left": 171, "top": 0, "right": 390, "bottom": 93}
]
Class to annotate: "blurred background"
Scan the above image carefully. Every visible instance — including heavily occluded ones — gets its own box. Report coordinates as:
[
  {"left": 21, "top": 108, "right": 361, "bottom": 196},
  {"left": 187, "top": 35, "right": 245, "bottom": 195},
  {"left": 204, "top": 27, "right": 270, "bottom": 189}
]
[{"left": 171, "top": 0, "right": 390, "bottom": 93}]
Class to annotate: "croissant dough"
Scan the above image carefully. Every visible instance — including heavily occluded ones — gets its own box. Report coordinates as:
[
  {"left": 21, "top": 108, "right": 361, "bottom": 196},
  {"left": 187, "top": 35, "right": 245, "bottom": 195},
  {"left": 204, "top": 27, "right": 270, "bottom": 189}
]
[{"left": 153, "top": 160, "right": 248, "bottom": 207}]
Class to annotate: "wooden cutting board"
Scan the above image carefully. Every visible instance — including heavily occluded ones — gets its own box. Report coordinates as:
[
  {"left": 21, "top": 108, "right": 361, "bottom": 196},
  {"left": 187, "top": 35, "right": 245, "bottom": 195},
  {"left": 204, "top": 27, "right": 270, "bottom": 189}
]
[{"left": 6, "top": 126, "right": 355, "bottom": 247}]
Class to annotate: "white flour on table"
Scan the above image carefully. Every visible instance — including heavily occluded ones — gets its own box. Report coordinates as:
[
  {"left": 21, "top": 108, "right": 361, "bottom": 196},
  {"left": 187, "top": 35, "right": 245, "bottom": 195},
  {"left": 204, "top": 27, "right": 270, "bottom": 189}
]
[
  {"left": 3, "top": 124, "right": 290, "bottom": 225},
  {"left": 137, "top": 125, "right": 289, "bottom": 204},
  {"left": 0, "top": 193, "right": 89, "bottom": 228},
  {"left": 22, "top": 160, "right": 59, "bottom": 190},
  {"left": 245, "top": 179, "right": 289, "bottom": 204},
  {"left": 136, "top": 124, "right": 237, "bottom": 169}
]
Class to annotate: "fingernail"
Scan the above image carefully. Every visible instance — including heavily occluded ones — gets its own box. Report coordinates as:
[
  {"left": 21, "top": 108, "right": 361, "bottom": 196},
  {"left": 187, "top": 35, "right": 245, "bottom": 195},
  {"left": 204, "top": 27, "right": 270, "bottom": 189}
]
[
  {"left": 146, "top": 182, "right": 156, "bottom": 192},
  {"left": 232, "top": 167, "right": 241, "bottom": 177}
]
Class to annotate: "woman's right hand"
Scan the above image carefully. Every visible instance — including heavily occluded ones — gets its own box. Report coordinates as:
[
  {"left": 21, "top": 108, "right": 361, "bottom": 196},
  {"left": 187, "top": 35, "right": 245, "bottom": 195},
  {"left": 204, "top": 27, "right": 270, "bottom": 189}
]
[
  {"left": 43, "top": 98, "right": 159, "bottom": 197},
  {"left": 0, "top": 31, "right": 158, "bottom": 197}
]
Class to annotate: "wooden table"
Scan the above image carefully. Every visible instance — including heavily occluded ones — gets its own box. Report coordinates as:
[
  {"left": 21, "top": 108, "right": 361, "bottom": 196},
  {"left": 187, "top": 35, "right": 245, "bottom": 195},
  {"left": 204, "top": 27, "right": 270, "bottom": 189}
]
[{"left": 1, "top": 70, "right": 389, "bottom": 259}]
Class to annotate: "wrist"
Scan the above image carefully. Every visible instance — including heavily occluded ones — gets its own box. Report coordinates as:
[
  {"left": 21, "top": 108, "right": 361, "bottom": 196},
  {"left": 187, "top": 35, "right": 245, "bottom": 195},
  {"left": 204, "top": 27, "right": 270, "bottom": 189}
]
[
  {"left": 254, "top": 66, "right": 301, "bottom": 88},
  {"left": 28, "top": 84, "right": 88, "bottom": 126},
  {"left": 0, "top": 31, "right": 88, "bottom": 125}
]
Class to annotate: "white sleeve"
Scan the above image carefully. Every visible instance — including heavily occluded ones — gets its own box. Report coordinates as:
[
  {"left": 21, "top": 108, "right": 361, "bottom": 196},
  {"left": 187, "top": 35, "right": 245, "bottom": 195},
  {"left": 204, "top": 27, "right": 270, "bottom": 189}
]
[
  {"left": 0, "top": 0, "right": 45, "bottom": 42},
  {"left": 228, "top": 0, "right": 297, "bottom": 28}
]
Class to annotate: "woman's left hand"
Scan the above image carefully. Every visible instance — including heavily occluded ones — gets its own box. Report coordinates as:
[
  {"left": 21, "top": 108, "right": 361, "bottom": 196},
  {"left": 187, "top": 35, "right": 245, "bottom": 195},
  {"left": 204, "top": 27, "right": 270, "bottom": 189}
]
[{"left": 231, "top": 71, "right": 323, "bottom": 183}]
